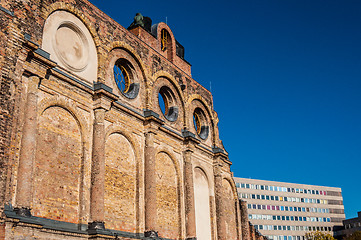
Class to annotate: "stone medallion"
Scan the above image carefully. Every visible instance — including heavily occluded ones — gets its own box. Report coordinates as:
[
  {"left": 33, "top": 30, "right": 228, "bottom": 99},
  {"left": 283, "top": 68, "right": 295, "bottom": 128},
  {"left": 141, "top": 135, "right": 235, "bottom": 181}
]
[{"left": 54, "top": 22, "right": 89, "bottom": 72}]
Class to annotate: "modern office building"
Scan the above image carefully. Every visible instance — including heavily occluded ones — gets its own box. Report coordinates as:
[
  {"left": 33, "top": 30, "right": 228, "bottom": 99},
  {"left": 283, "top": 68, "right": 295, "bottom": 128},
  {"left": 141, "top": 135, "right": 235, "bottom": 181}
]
[{"left": 234, "top": 177, "right": 345, "bottom": 240}]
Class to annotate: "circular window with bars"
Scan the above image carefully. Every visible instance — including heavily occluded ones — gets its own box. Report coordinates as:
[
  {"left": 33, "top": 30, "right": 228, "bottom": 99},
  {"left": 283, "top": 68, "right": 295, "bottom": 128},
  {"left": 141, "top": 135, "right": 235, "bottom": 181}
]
[
  {"left": 113, "top": 59, "right": 139, "bottom": 99},
  {"left": 193, "top": 108, "right": 209, "bottom": 140},
  {"left": 158, "top": 86, "right": 178, "bottom": 122}
]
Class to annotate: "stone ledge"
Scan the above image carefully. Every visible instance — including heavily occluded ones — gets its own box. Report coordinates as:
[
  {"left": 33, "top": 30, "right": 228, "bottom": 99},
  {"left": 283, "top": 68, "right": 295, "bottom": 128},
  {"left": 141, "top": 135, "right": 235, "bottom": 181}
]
[{"left": 3, "top": 204, "right": 178, "bottom": 239}]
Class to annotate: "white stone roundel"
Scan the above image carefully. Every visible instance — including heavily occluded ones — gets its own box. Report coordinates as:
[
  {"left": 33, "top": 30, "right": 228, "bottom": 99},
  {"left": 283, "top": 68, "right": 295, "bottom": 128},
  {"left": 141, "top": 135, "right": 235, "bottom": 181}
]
[
  {"left": 54, "top": 22, "right": 89, "bottom": 71},
  {"left": 42, "top": 11, "right": 98, "bottom": 83}
]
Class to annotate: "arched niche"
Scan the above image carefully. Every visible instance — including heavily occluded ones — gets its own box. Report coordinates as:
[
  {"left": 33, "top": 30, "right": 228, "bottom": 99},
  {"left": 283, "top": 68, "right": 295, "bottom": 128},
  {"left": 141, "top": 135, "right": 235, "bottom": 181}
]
[
  {"left": 222, "top": 178, "right": 238, "bottom": 239},
  {"left": 194, "top": 167, "right": 212, "bottom": 240},
  {"left": 33, "top": 106, "right": 82, "bottom": 223},
  {"left": 151, "top": 23, "right": 176, "bottom": 61},
  {"left": 42, "top": 10, "right": 97, "bottom": 83},
  {"left": 155, "top": 151, "right": 180, "bottom": 239},
  {"left": 104, "top": 132, "right": 137, "bottom": 232}
]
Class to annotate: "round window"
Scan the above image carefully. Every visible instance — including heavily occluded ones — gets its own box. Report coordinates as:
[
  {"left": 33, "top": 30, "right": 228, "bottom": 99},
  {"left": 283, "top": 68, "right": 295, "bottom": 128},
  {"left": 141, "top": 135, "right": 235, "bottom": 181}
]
[
  {"left": 193, "top": 108, "right": 209, "bottom": 140},
  {"left": 113, "top": 59, "right": 139, "bottom": 99},
  {"left": 158, "top": 86, "right": 178, "bottom": 122}
]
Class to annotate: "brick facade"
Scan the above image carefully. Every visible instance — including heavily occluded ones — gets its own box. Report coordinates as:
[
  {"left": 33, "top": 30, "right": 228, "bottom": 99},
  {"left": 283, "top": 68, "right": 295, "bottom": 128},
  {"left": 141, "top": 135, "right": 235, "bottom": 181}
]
[{"left": 0, "top": 0, "right": 244, "bottom": 239}]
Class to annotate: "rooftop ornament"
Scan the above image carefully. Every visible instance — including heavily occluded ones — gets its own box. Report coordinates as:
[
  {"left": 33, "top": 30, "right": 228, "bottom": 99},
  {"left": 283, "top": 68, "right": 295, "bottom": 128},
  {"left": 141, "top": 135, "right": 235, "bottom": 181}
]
[{"left": 128, "top": 13, "right": 152, "bottom": 32}]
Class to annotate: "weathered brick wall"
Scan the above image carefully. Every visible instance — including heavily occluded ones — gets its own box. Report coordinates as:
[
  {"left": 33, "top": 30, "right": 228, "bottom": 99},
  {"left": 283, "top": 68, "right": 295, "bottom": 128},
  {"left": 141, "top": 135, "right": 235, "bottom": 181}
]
[{"left": 0, "top": 0, "right": 243, "bottom": 239}]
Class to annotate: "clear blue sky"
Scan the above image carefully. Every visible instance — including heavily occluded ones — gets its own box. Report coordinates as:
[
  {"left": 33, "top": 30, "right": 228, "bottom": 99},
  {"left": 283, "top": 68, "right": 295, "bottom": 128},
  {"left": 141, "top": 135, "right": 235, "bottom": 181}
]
[{"left": 91, "top": 0, "right": 361, "bottom": 219}]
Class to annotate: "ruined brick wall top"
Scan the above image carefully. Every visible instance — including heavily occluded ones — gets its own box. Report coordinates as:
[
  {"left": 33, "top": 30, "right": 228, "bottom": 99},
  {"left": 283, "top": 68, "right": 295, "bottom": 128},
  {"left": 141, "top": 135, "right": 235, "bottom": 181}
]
[{"left": 4, "top": 0, "right": 222, "bottom": 145}]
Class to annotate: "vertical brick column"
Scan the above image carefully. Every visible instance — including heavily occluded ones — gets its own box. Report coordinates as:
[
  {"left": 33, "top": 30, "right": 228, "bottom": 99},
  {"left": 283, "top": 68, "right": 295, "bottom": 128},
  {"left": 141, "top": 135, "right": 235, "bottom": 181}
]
[
  {"left": 235, "top": 198, "right": 242, "bottom": 240},
  {"left": 183, "top": 149, "right": 196, "bottom": 240},
  {"left": 144, "top": 130, "right": 158, "bottom": 237},
  {"left": 89, "top": 108, "right": 106, "bottom": 230},
  {"left": 214, "top": 166, "right": 226, "bottom": 240},
  {"left": 15, "top": 76, "right": 39, "bottom": 217},
  {"left": 240, "top": 200, "right": 250, "bottom": 240}
]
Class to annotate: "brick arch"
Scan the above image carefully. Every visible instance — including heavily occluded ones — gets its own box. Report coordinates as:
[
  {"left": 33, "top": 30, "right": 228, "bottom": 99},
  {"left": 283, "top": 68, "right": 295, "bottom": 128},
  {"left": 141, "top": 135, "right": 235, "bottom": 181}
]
[
  {"left": 188, "top": 96, "right": 216, "bottom": 144},
  {"left": 106, "top": 42, "right": 149, "bottom": 82},
  {"left": 155, "top": 148, "right": 182, "bottom": 187},
  {"left": 105, "top": 125, "right": 140, "bottom": 157},
  {"left": 154, "top": 148, "right": 183, "bottom": 238},
  {"left": 37, "top": 95, "right": 89, "bottom": 144},
  {"left": 105, "top": 42, "right": 150, "bottom": 95},
  {"left": 222, "top": 176, "right": 238, "bottom": 201},
  {"left": 152, "top": 23, "right": 177, "bottom": 61},
  {"left": 187, "top": 94, "right": 214, "bottom": 121},
  {"left": 193, "top": 166, "right": 211, "bottom": 194},
  {"left": 152, "top": 71, "right": 186, "bottom": 126}
]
